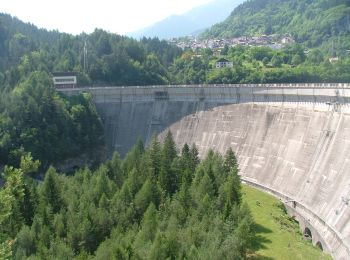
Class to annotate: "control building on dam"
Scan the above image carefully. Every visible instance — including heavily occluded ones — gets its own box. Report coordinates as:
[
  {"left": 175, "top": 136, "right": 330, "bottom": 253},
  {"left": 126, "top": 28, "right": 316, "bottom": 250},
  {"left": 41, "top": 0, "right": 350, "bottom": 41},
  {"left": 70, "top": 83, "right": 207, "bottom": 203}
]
[{"left": 60, "top": 83, "right": 350, "bottom": 259}]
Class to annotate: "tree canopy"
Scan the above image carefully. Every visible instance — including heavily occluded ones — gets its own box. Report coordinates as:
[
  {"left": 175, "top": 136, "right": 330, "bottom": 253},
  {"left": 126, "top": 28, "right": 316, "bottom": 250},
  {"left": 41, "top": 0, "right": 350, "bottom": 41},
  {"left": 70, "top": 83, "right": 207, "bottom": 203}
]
[{"left": 0, "top": 135, "right": 255, "bottom": 259}]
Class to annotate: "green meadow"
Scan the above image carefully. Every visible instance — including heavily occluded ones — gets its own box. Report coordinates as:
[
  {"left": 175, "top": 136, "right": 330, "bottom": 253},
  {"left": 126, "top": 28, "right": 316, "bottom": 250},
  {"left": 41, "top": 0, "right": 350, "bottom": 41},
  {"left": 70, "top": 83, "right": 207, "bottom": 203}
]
[{"left": 243, "top": 185, "right": 332, "bottom": 260}]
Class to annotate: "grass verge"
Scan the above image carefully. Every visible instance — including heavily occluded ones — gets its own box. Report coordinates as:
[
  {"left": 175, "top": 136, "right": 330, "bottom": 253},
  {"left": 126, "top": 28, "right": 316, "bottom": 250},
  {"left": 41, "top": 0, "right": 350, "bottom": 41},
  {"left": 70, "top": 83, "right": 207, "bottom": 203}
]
[{"left": 243, "top": 184, "right": 332, "bottom": 260}]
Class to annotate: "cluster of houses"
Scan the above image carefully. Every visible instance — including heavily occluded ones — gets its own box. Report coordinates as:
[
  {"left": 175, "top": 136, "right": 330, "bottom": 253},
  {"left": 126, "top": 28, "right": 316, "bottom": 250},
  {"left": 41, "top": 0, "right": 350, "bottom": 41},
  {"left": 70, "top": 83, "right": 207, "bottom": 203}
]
[{"left": 169, "top": 34, "right": 295, "bottom": 52}]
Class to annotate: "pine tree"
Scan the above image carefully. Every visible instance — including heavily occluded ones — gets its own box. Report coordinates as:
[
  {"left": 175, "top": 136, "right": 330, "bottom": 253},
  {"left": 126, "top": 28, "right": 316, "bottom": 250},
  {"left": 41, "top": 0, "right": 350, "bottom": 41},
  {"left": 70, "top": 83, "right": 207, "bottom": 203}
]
[
  {"left": 159, "top": 132, "right": 179, "bottom": 195},
  {"left": 21, "top": 178, "right": 38, "bottom": 226},
  {"left": 134, "top": 179, "right": 160, "bottom": 219},
  {"left": 224, "top": 148, "right": 238, "bottom": 174},
  {"left": 93, "top": 165, "right": 111, "bottom": 202},
  {"left": 148, "top": 231, "right": 167, "bottom": 260},
  {"left": 148, "top": 135, "right": 161, "bottom": 178},
  {"left": 40, "top": 167, "right": 62, "bottom": 214},
  {"left": 106, "top": 152, "right": 124, "bottom": 188},
  {"left": 162, "top": 131, "right": 177, "bottom": 164},
  {"left": 134, "top": 203, "right": 158, "bottom": 256},
  {"left": 15, "top": 225, "right": 36, "bottom": 257},
  {"left": 180, "top": 143, "right": 193, "bottom": 184},
  {"left": 190, "top": 144, "right": 200, "bottom": 171},
  {"left": 181, "top": 143, "right": 190, "bottom": 160},
  {"left": 122, "top": 138, "right": 144, "bottom": 174}
]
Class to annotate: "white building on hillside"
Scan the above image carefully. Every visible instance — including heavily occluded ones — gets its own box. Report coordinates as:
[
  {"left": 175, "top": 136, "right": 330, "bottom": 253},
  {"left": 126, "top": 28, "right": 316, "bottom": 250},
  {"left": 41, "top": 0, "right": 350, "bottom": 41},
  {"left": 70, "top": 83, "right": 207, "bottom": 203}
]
[
  {"left": 216, "top": 58, "right": 233, "bottom": 68},
  {"left": 53, "top": 72, "right": 77, "bottom": 89}
]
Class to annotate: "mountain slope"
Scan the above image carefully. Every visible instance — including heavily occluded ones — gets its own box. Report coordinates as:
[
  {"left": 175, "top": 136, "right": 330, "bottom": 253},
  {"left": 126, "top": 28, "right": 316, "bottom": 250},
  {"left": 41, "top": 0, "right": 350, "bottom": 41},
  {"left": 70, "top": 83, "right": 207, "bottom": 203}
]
[
  {"left": 202, "top": 0, "right": 350, "bottom": 48},
  {"left": 127, "top": 0, "right": 244, "bottom": 39}
]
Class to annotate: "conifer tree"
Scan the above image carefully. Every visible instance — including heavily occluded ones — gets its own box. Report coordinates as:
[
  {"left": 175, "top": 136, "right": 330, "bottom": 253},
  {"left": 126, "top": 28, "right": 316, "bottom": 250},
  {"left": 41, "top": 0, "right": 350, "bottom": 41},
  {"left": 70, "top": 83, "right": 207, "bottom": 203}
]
[
  {"left": 40, "top": 167, "right": 62, "bottom": 214},
  {"left": 148, "top": 135, "right": 161, "bottom": 178},
  {"left": 106, "top": 152, "right": 124, "bottom": 187},
  {"left": 149, "top": 231, "right": 167, "bottom": 260},
  {"left": 190, "top": 144, "right": 200, "bottom": 170},
  {"left": 159, "top": 131, "right": 179, "bottom": 195},
  {"left": 122, "top": 138, "right": 144, "bottom": 174},
  {"left": 134, "top": 203, "right": 158, "bottom": 256},
  {"left": 224, "top": 147, "right": 238, "bottom": 174},
  {"left": 138, "top": 203, "right": 158, "bottom": 242},
  {"left": 162, "top": 131, "right": 177, "bottom": 164},
  {"left": 134, "top": 179, "right": 160, "bottom": 219}
]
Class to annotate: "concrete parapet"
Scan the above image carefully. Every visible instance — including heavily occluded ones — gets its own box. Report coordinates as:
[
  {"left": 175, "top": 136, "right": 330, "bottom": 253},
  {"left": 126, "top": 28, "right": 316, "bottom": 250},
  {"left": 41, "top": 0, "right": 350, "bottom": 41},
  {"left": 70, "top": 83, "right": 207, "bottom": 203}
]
[{"left": 60, "top": 83, "right": 350, "bottom": 108}]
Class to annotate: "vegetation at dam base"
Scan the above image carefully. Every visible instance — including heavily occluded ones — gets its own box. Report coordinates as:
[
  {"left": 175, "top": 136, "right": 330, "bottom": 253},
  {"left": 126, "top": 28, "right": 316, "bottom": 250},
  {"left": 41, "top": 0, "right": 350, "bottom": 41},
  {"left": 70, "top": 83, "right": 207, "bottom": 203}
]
[
  {"left": 0, "top": 133, "right": 254, "bottom": 259},
  {"left": 0, "top": 133, "right": 332, "bottom": 259},
  {"left": 243, "top": 185, "right": 331, "bottom": 260}
]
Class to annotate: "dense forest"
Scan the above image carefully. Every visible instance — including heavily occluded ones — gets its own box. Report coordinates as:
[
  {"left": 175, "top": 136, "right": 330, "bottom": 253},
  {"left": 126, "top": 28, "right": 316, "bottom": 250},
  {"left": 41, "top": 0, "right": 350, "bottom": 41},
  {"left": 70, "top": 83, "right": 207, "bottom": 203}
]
[
  {"left": 0, "top": 13, "right": 182, "bottom": 90},
  {"left": 202, "top": 0, "right": 350, "bottom": 52},
  {"left": 0, "top": 133, "right": 254, "bottom": 259},
  {"left": 0, "top": 13, "right": 184, "bottom": 169},
  {"left": 0, "top": 71, "right": 104, "bottom": 168}
]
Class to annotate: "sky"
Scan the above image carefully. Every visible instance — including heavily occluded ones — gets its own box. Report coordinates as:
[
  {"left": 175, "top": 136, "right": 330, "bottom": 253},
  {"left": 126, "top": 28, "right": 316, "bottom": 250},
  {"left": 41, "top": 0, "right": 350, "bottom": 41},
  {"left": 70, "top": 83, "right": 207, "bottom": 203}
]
[{"left": 0, "top": 0, "right": 213, "bottom": 35}]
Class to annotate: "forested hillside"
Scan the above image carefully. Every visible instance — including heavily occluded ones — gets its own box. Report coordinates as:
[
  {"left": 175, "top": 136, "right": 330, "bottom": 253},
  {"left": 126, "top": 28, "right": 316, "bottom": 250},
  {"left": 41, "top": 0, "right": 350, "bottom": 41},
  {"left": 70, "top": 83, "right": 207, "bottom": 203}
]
[
  {"left": 203, "top": 0, "right": 350, "bottom": 51},
  {"left": 0, "top": 13, "right": 182, "bottom": 90},
  {"left": 0, "top": 72, "right": 104, "bottom": 168},
  {"left": 0, "top": 134, "right": 254, "bottom": 259},
  {"left": 0, "top": 13, "right": 181, "bottom": 168}
]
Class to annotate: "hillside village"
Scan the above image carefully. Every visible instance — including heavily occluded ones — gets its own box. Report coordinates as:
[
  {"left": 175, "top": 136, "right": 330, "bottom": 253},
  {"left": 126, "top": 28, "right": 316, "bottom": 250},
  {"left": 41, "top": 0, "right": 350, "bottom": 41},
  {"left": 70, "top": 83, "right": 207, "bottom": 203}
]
[{"left": 169, "top": 34, "right": 295, "bottom": 52}]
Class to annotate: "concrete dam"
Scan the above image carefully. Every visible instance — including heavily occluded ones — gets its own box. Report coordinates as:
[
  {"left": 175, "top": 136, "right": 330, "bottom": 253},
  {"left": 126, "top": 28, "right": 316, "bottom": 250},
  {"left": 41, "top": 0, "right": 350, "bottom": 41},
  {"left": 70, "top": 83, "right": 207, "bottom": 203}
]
[{"left": 61, "top": 83, "right": 350, "bottom": 259}]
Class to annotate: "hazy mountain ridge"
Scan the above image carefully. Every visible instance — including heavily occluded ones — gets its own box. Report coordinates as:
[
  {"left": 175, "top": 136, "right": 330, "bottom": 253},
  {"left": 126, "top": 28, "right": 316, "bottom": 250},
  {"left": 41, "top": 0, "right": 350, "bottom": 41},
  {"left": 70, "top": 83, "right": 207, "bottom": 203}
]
[{"left": 127, "top": 0, "right": 244, "bottom": 39}]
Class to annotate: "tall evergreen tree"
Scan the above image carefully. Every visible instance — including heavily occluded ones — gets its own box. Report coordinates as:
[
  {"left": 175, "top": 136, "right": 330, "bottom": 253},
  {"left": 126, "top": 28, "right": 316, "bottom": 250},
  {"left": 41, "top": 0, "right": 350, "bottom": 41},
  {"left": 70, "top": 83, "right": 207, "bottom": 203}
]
[
  {"left": 224, "top": 147, "right": 238, "bottom": 174},
  {"left": 159, "top": 131, "right": 178, "bottom": 195},
  {"left": 148, "top": 136, "right": 161, "bottom": 178},
  {"left": 40, "top": 167, "right": 63, "bottom": 214}
]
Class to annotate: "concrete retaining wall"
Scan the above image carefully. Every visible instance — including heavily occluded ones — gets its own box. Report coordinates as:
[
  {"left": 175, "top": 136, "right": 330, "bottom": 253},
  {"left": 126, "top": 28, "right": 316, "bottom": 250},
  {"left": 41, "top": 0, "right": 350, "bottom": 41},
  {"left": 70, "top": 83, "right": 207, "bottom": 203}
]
[{"left": 60, "top": 83, "right": 350, "bottom": 259}]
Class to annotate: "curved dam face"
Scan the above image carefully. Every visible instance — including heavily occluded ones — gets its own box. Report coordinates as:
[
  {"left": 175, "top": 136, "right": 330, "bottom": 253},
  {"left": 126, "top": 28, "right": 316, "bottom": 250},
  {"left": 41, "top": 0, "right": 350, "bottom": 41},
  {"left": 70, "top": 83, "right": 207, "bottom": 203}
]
[{"left": 61, "top": 84, "right": 350, "bottom": 259}]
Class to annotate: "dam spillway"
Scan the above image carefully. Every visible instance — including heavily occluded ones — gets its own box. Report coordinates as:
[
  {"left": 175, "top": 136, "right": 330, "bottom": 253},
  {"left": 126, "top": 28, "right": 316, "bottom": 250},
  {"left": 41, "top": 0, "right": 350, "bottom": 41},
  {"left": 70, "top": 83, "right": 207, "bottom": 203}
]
[{"left": 60, "top": 83, "right": 350, "bottom": 259}]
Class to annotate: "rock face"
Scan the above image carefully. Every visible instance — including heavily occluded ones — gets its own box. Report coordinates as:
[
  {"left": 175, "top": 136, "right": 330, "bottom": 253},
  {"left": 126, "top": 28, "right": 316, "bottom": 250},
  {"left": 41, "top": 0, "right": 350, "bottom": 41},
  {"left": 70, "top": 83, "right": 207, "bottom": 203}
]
[{"left": 60, "top": 84, "right": 350, "bottom": 259}]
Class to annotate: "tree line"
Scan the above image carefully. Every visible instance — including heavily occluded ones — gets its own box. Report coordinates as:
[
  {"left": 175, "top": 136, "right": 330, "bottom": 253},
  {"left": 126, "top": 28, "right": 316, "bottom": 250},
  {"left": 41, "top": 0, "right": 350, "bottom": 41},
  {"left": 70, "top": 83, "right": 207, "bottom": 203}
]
[{"left": 0, "top": 133, "right": 254, "bottom": 259}]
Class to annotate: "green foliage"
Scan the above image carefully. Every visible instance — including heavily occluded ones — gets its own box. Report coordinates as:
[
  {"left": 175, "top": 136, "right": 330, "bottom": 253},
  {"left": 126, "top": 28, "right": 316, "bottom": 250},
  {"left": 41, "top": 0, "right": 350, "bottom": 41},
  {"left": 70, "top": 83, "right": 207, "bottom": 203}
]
[
  {"left": 171, "top": 44, "right": 350, "bottom": 84},
  {"left": 243, "top": 185, "right": 331, "bottom": 259},
  {"left": 0, "top": 154, "right": 39, "bottom": 237},
  {"left": 0, "top": 71, "right": 104, "bottom": 167},
  {"left": 0, "top": 135, "right": 254, "bottom": 259},
  {"left": 0, "top": 14, "right": 182, "bottom": 89},
  {"left": 202, "top": 0, "right": 350, "bottom": 51}
]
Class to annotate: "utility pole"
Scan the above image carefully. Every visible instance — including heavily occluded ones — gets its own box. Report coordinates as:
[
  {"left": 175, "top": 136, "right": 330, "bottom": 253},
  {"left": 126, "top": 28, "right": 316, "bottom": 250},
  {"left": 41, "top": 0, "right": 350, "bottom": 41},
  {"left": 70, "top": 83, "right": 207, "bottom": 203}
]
[{"left": 83, "top": 40, "right": 88, "bottom": 74}]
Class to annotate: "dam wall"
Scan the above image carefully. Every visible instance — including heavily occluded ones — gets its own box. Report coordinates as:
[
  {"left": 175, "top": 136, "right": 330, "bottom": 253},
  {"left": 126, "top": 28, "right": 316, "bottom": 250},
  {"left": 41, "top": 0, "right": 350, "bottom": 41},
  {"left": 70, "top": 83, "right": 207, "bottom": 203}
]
[{"left": 60, "top": 83, "right": 350, "bottom": 259}]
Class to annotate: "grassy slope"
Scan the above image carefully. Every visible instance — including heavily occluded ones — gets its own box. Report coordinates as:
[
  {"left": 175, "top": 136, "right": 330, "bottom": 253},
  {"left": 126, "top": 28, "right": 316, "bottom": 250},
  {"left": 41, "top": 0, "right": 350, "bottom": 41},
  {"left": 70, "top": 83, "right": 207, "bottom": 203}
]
[{"left": 243, "top": 185, "right": 331, "bottom": 260}]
